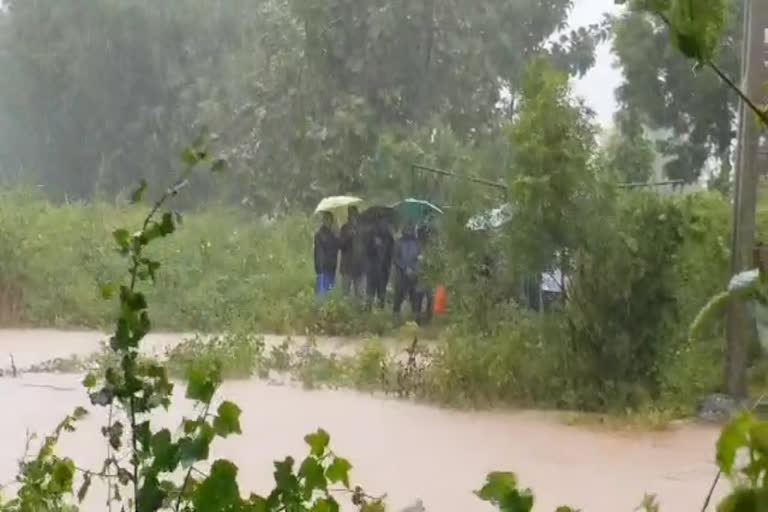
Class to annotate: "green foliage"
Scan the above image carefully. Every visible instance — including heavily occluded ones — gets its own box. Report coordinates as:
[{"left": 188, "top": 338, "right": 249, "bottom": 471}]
[
  {"left": 164, "top": 333, "right": 267, "bottom": 380},
  {"left": 506, "top": 58, "right": 599, "bottom": 274},
  {"left": 611, "top": 0, "right": 740, "bottom": 182},
  {"left": 566, "top": 192, "right": 686, "bottom": 406},
  {"left": 0, "top": 0, "right": 603, "bottom": 210},
  {"left": 600, "top": 110, "right": 655, "bottom": 183},
  {"left": 0, "top": 157, "right": 389, "bottom": 511},
  {"left": 1, "top": 409, "right": 87, "bottom": 512}
]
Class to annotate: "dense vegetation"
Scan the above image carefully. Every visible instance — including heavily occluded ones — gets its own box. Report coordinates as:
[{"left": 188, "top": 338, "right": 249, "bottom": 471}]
[
  {"left": 5, "top": 0, "right": 768, "bottom": 509},
  {"left": 0, "top": 0, "right": 602, "bottom": 209}
]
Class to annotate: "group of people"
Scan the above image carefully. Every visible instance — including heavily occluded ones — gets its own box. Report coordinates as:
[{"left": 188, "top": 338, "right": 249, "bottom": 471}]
[{"left": 313, "top": 205, "right": 432, "bottom": 322}]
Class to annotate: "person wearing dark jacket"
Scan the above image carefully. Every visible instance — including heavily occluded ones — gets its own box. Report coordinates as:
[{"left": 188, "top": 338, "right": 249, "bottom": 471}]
[
  {"left": 365, "top": 217, "right": 394, "bottom": 309},
  {"left": 415, "top": 222, "right": 434, "bottom": 324},
  {"left": 393, "top": 223, "right": 422, "bottom": 321},
  {"left": 339, "top": 206, "right": 366, "bottom": 299},
  {"left": 314, "top": 212, "right": 338, "bottom": 297}
]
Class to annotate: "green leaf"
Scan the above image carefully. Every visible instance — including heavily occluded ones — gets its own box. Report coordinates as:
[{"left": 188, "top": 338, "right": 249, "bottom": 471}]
[
  {"left": 130, "top": 180, "right": 148, "bottom": 203},
  {"left": 136, "top": 421, "right": 152, "bottom": 452},
  {"left": 82, "top": 373, "right": 98, "bottom": 390},
  {"left": 299, "top": 457, "right": 327, "bottom": 499},
  {"left": 717, "top": 487, "right": 768, "bottom": 512},
  {"left": 121, "top": 287, "right": 148, "bottom": 311},
  {"left": 361, "top": 502, "right": 387, "bottom": 512},
  {"left": 72, "top": 406, "right": 88, "bottom": 420},
  {"left": 179, "top": 424, "right": 215, "bottom": 467},
  {"left": 112, "top": 228, "right": 131, "bottom": 252},
  {"left": 689, "top": 290, "right": 733, "bottom": 342},
  {"left": 136, "top": 473, "right": 166, "bottom": 512},
  {"left": 183, "top": 419, "right": 200, "bottom": 434},
  {"left": 193, "top": 460, "right": 241, "bottom": 512},
  {"left": 186, "top": 361, "right": 221, "bottom": 403},
  {"left": 325, "top": 457, "right": 352, "bottom": 488},
  {"left": 214, "top": 401, "right": 242, "bottom": 438},
  {"left": 476, "top": 472, "right": 517, "bottom": 501},
  {"left": 159, "top": 212, "right": 175, "bottom": 236},
  {"left": 100, "top": 282, "right": 116, "bottom": 300},
  {"left": 244, "top": 494, "right": 268, "bottom": 512},
  {"left": 272, "top": 457, "right": 299, "bottom": 493},
  {"left": 312, "top": 498, "right": 340, "bottom": 512},
  {"left": 52, "top": 458, "right": 75, "bottom": 491},
  {"left": 151, "top": 429, "right": 179, "bottom": 472},
  {"left": 717, "top": 412, "right": 754, "bottom": 475},
  {"left": 304, "top": 428, "right": 330, "bottom": 457},
  {"left": 751, "top": 422, "right": 768, "bottom": 456}
]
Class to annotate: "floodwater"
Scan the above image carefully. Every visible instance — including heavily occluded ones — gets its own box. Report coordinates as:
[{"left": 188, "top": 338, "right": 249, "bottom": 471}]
[{"left": 0, "top": 329, "right": 730, "bottom": 511}]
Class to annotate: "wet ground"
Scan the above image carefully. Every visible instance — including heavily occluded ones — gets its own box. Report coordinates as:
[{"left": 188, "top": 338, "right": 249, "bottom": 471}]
[{"left": 0, "top": 329, "right": 729, "bottom": 511}]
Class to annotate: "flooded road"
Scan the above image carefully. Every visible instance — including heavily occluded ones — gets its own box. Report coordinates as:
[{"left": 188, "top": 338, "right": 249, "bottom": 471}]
[{"left": 0, "top": 329, "right": 730, "bottom": 511}]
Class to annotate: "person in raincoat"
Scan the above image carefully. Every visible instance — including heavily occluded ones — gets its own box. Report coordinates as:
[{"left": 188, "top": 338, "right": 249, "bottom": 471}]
[
  {"left": 364, "top": 215, "right": 394, "bottom": 310},
  {"left": 415, "top": 222, "right": 434, "bottom": 324},
  {"left": 339, "top": 206, "right": 367, "bottom": 299},
  {"left": 313, "top": 212, "right": 339, "bottom": 297},
  {"left": 393, "top": 223, "right": 423, "bottom": 322}
]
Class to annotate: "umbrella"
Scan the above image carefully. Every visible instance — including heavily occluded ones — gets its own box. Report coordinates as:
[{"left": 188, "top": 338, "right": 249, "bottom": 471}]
[
  {"left": 466, "top": 203, "right": 513, "bottom": 231},
  {"left": 314, "top": 195, "right": 363, "bottom": 214},
  {"left": 392, "top": 198, "right": 443, "bottom": 224}
]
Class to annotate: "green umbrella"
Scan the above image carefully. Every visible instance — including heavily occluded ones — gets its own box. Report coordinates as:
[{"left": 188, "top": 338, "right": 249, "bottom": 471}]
[{"left": 392, "top": 198, "right": 443, "bottom": 224}]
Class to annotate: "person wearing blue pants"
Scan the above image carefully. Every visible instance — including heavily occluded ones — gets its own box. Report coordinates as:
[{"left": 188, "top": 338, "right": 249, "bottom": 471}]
[{"left": 314, "top": 212, "right": 339, "bottom": 297}]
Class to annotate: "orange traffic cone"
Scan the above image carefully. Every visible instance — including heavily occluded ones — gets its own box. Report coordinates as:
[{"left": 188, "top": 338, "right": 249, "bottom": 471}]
[{"left": 433, "top": 285, "right": 446, "bottom": 315}]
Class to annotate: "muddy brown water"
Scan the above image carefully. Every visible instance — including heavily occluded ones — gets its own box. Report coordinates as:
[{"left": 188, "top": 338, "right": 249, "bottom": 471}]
[{"left": 0, "top": 329, "right": 730, "bottom": 511}]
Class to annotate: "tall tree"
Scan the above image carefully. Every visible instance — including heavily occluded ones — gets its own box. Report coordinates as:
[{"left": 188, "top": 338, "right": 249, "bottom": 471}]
[
  {"left": 601, "top": 109, "right": 655, "bottom": 184},
  {"left": 505, "top": 57, "right": 599, "bottom": 277},
  {"left": 0, "top": 0, "right": 604, "bottom": 210},
  {"left": 610, "top": 0, "right": 741, "bottom": 183}
]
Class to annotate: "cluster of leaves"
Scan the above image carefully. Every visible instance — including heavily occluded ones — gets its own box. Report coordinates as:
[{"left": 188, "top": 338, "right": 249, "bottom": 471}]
[
  {"left": 717, "top": 412, "right": 768, "bottom": 509},
  {"left": 0, "top": 409, "right": 87, "bottom": 512}
]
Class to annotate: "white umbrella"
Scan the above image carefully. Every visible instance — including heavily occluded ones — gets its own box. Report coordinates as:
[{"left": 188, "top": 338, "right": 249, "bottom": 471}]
[
  {"left": 466, "top": 203, "right": 513, "bottom": 231},
  {"left": 314, "top": 196, "right": 363, "bottom": 214}
]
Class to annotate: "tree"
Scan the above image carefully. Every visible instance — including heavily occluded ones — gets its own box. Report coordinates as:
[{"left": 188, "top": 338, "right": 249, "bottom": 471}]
[
  {"left": 505, "top": 57, "right": 599, "bottom": 278},
  {"left": 0, "top": 0, "right": 605, "bottom": 210},
  {"left": 601, "top": 109, "right": 656, "bottom": 184},
  {"left": 611, "top": 0, "right": 741, "bottom": 183},
  {"left": 621, "top": 0, "right": 768, "bottom": 400}
]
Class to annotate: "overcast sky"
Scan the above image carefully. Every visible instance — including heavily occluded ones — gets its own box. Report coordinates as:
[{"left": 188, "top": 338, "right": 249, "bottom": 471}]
[{"left": 569, "top": 0, "right": 623, "bottom": 128}]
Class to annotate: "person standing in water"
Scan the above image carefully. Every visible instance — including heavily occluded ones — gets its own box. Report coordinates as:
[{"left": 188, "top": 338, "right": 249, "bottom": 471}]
[
  {"left": 339, "top": 205, "right": 366, "bottom": 299},
  {"left": 313, "top": 212, "right": 338, "bottom": 297}
]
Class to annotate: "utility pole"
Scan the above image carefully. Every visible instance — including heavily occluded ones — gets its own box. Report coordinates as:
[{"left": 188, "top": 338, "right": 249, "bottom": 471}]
[{"left": 725, "top": 0, "right": 768, "bottom": 399}]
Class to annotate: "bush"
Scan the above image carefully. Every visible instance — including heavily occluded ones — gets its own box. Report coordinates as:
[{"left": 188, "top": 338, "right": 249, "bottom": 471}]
[{"left": 0, "top": 188, "right": 370, "bottom": 334}]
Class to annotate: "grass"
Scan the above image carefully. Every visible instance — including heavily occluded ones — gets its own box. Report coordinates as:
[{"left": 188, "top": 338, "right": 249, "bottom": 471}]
[
  {"left": 0, "top": 188, "right": 408, "bottom": 335},
  {"left": 0, "top": 186, "right": 760, "bottom": 422}
]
